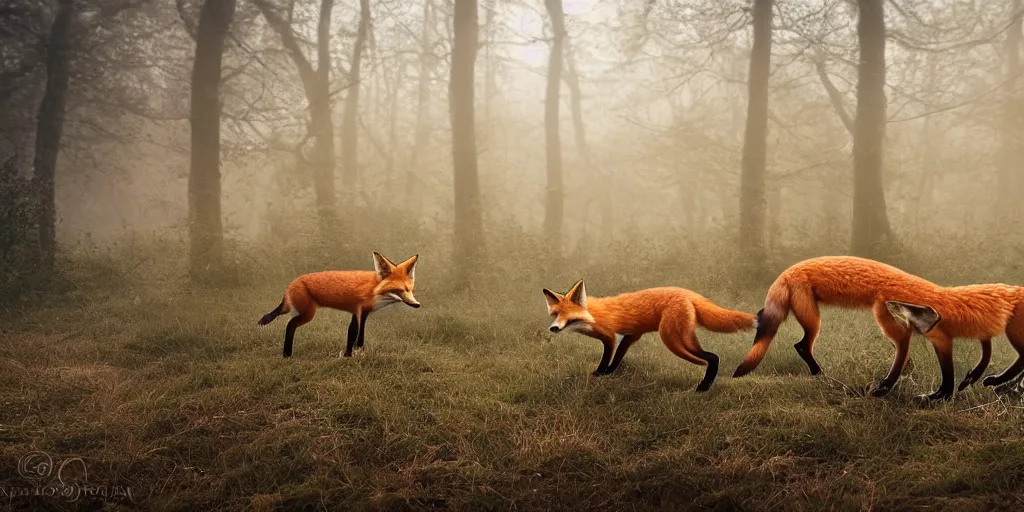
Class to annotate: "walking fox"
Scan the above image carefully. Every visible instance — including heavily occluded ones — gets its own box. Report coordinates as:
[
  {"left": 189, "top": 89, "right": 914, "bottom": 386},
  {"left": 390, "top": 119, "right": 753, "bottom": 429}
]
[
  {"left": 543, "top": 280, "right": 756, "bottom": 391},
  {"left": 731, "top": 255, "right": 1024, "bottom": 400},
  {"left": 258, "top": 252, "right": 420, "bottom": 358}
]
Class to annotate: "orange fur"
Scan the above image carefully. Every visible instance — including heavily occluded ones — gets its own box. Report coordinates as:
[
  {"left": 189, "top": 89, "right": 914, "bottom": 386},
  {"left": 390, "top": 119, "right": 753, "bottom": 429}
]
[
  {"left": 259, "top": 252, "right": 420, "bottom": 358},
  {"left": 283, "top": 270, "right": 396, "bottom": 315},
  {"left": 543, "top": 280, "right": 755, "bottom": 392},
  {"left": 732, "top": 255, "right": 1024, "bottom": 399}
]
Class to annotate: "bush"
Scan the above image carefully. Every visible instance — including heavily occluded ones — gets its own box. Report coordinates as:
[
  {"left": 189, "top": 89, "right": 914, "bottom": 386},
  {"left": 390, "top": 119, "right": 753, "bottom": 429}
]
[{"left": 0, "top": 155, "right": 41, "bottom": 301}]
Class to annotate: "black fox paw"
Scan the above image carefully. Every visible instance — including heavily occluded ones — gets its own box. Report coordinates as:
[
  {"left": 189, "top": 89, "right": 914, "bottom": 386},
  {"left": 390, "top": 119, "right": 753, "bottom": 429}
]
[
  {"left": 916, "top": 389, "right": 952, "bottom": 402},
  {"left": 869, "top": 383, "right": 892, "bottom": 397},
  {"left": 958, "top": 374, "right": 981, "bottom": 391}
]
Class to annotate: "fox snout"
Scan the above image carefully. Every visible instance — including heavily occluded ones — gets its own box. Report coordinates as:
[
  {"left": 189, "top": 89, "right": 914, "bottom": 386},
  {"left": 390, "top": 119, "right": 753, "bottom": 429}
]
[
  {"left": 549, "top": 325, "right": 560, "bottom": 333},
  {"left": 400, "top": 291, "right": 421, "bottom": 308}
]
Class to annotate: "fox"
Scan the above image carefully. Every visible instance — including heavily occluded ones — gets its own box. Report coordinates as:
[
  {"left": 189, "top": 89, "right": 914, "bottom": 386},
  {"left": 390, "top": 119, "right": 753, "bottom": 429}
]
[
  {"left": 543, "top": 279, "right": 756, "bottom": 391},
  {"left": 731, "top": 255, "right": 1024, "bottom": 400},
  {"left": 257, "top": 252, "right": 420, "bottom": 358}
]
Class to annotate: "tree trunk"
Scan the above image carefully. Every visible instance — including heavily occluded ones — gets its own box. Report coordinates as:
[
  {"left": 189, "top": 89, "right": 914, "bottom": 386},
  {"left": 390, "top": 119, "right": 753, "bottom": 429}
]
[
  {"left": 564, "top": 41, "right": 610, "bottom": 241},
  {"left": 312, "top": 0, "right": 336, "bottom": 229},
  {"left": 739, "top": 0, "right": 772, "bottom": 266},
  {"left": 998, "top": 0, "right": 1022, "bottom": 217},
  {"left": 341, "top": 0, "right": 370, "bottom": 188},
  {"left": 814, "top": 59, "right": 854, "bottom": 136},
  {"left": 385, "top": 59, "right": 401, "bottom": 197},
  {"left": 851, "top": 0, "right": 892, "bottom": 257},
  {"left": 32, "top": 0, "right": 75, "bottom": 275},
  {"left": 543, "top": 0, "right": 565, "bottom": 255},
  {"left": 913, "top": 54, "right": 940, "bottom": 232},
  {"left": 407, "top": 0, "right": 435, "bottom": 212},
  {"left": 188, "top": 0, "right": 236, "bottom": 280},
  {"left": 254, "top": 0, "right": 337, "bottom": 233},
  {"left": 450, "top": 0, "right": 484, "bottom": 270},
  {"left": 482, "top": 0, "right": 497, "bottom": 139},
  {"left": 766, "top": 181, "right": 783, "bottom": 252}
]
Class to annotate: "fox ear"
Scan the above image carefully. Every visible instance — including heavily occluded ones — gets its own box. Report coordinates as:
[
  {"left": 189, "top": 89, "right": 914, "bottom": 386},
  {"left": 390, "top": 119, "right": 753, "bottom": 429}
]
[
  {"left": 886, "top": 301, "right": 941, "bottom": 334},
  {"left": 372, "top": 251, "right": 397, "bottom": 281},
  {"left": 398, "top": 254, "right": 419, "bottom": 281},
  {"left": 542, "top": 289, "right": 563, "bottom": 312},
  {"left": 566, "top": 279, "right": 587, "bottom": 308}
]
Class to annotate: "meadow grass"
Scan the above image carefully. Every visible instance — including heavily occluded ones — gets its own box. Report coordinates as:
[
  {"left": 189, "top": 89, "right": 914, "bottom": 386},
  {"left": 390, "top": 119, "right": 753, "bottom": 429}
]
[{"left": 3, "top": 241, "right": 1024, "bottom": 511}]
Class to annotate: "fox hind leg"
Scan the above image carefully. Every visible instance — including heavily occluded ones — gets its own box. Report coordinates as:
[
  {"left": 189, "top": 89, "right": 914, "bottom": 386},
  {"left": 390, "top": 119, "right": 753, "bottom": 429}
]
[
  {"left": 958, "top": 339, "right": 991, "bottom": 391},
  {"left": 283, "top": 307, "right": 316, "bottom": 358},
  {"left": 985, "top": 313, "right": 1024, "bottom": 388},
  {"left": 693, "top": 350, "right": 720, "bottom": 393},
  {"left": 791, "top": 291, "right": 822, "bottom": 375},
  {"left": 658, "top": 307, "right": 719, "bottom": 392},
  {"left": 870, "top": 300, "right": 912, "bottom": 397}
]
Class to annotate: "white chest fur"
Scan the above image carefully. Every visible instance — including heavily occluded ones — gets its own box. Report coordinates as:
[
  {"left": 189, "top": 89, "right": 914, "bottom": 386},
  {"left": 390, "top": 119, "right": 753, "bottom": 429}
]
[{"left": 373, "top": 293, "right": 402, "bottom": 311}]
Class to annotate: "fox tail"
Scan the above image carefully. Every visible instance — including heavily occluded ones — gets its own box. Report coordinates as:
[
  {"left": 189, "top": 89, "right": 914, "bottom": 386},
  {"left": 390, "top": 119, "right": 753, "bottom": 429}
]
[
  {"left": 258, "top": 299, "right": 288, "bottom": 326},
  {"left": 732, "top": 279, "right": 791, "bottom": 377},
  {"left": 692, "top": 296, "right": 757, "bottom": 333}
]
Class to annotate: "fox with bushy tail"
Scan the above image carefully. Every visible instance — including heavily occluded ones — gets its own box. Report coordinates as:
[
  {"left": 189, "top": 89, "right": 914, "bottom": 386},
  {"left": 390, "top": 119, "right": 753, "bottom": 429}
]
[
  {"left": 732, "top": 255, "right": 1024, "bottom": 400},
  {"left": 543, "top": 280, "right": 755, "bottom": 392},
  {"left": 258, "top": 252, "right": 420, "bottom": 358}
]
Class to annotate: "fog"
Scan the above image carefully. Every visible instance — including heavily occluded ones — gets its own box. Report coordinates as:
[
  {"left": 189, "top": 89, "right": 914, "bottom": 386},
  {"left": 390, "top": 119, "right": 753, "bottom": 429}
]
[
  {"left": 7, "top": 2, "right": 1024, "bottom": 508},
  {"left": 2, "top": 0, "right": 1022, "bottom": 290}
]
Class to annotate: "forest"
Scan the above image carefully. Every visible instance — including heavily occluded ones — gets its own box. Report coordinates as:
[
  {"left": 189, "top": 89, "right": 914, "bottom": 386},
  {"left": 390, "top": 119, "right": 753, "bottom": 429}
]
[{"left": 2, "top": 0, "right": 1024, "bottom": 509}]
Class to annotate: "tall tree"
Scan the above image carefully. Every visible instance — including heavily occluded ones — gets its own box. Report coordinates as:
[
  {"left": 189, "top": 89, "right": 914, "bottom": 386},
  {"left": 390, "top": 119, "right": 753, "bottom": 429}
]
[
  {"left": 482, "top": 0, "right": 498, "bottom": 137},
  {"left": 32, "top": 0, "right": 75, "bottom": 275},
  {"left": 738, "top": 0, "right": 772, "bottom": 266},
  {"left": 341, "top": 0, "right": 370, "bottom": 188},
  {"left": 188, "top": 0, "right": 236, "bottom": 280},
  {"left": 450, "top": 0, "right": 484, "bottom": 270},
  {"left": 543, "top": 0, "right": 565, "bottom": 255},
  {"left": 254, "top": 0, "right": 337, "bottom": 232},
  {"left": 407, "top": 0, "right": 435, "bottom": 212},
  {"left": 998, "top": 0, "right": 1022, "bottom": 216},
  {"left": 564, "top": 42, "right": 609, "bottom": 239},
  {"left": 851, "top": 0, "right": 892, "bottom": 257}
]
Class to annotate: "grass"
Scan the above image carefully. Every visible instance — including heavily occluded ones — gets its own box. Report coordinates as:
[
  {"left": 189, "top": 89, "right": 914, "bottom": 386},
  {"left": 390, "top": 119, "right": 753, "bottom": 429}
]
[{"left": 3, "top": 249, "right": 1024, "bottom": 511}]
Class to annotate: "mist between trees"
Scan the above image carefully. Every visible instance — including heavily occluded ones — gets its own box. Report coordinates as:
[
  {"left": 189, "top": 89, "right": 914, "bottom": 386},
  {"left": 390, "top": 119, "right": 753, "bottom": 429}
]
[{"left": 2, "top": 0, "right": 1023, "bottom": 297}]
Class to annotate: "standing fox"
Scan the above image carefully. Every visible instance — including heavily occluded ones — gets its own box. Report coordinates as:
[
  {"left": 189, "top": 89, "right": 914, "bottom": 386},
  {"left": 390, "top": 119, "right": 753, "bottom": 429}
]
[
  {"left": 731, "top": 255, "right": 1024, "bottom": 400},
  {"left": 543, "top": 280, "right": 756, "bottom": 391},
  {"left": 258, "top": 252, "right": 420, "bottom": 358}
]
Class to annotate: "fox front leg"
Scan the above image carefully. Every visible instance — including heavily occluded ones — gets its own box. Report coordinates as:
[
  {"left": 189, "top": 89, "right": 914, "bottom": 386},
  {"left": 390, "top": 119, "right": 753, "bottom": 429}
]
[
  {"left": 592, "top": 336, "right": 616, "bottom": 376},
  {"left": 919, "top": 331, "right": 955, "bottom": 401},
  {"left": 958, "top": 339, "right": 991, "bottom": 392},
  {"left": 354, "top": 310, "right": 370, "bottom": 351},
  {"left": 605, "top": 334, "right": 641, "bottom": 375},
  {"left": 342, "top": 313, "right": 360, "bottom": 357}
]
